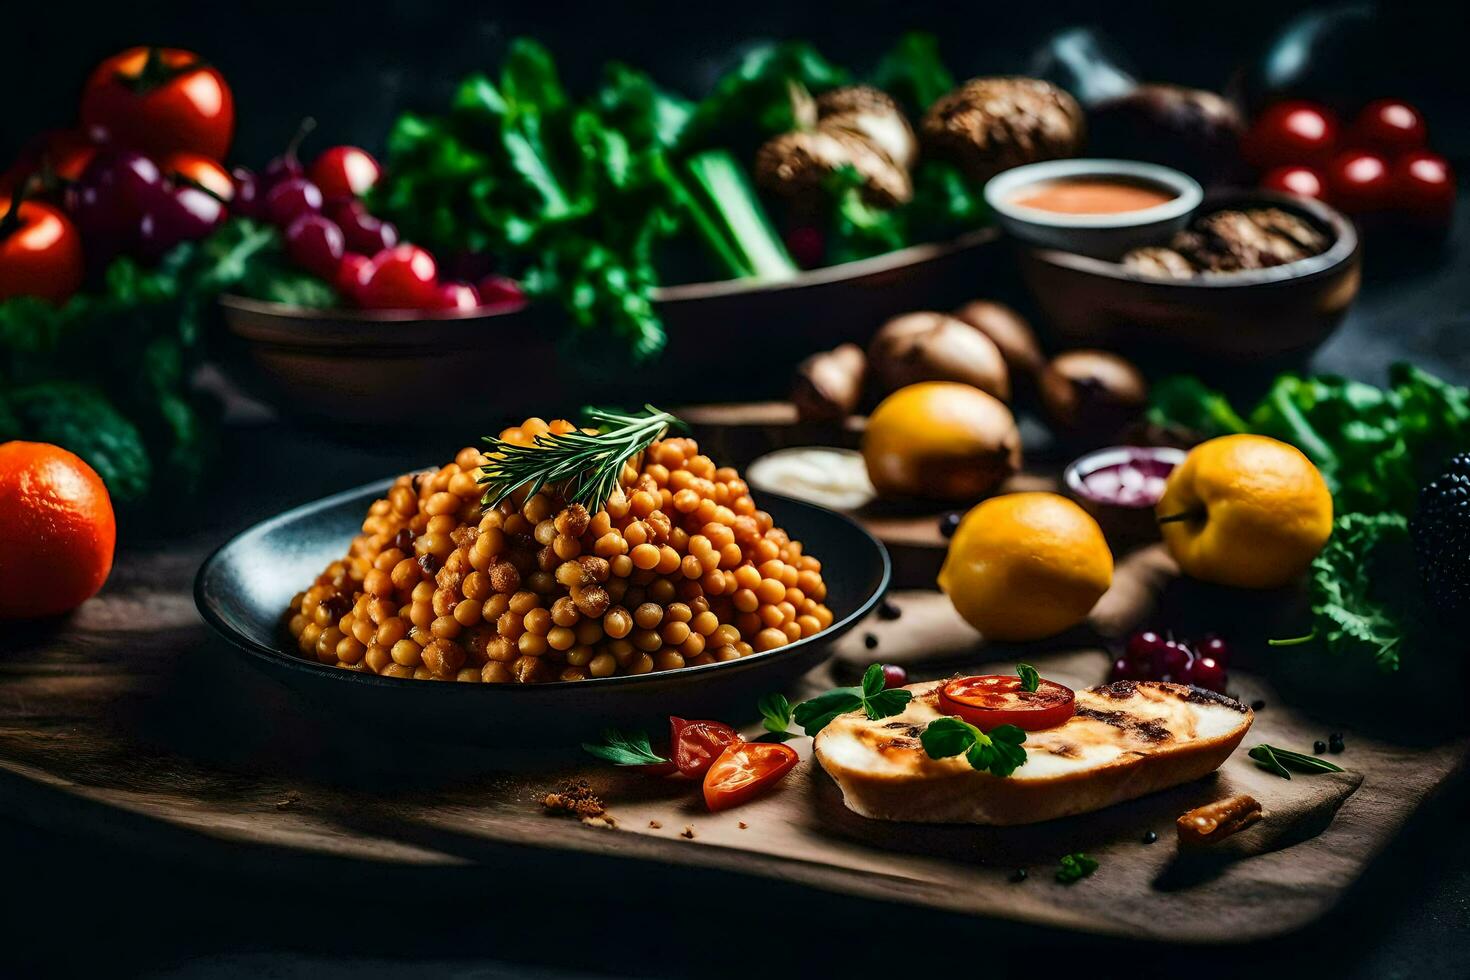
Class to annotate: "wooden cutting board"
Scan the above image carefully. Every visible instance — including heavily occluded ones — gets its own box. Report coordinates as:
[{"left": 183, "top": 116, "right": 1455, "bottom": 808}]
[{"left": 2, "top": 524, "right": 1465, "bottom": 944}]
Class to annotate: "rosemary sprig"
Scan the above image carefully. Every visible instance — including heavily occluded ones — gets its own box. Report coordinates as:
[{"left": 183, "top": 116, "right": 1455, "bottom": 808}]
[{"left": 478, "top": 405, "right": 678, "bottom": 511}]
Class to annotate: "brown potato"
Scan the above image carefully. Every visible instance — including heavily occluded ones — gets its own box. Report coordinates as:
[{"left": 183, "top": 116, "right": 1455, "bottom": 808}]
[
  {"left": 1040, "top": 349, "right": 1149, "bottom": 445},
  {"left": 868, "top": 312, "right": 1010, "bottom": 402}
]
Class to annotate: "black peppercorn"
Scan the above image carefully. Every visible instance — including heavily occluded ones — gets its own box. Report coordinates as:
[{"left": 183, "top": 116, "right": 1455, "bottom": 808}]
[
  {"left": 1251, "top": 699, "right": 1266, "bottom": 711},
  {"left": 939, "top": 511, "right": 962, "bottom": 539},
  {"left": 1142, "top": 829, "right": 1158, "bottom": 844},
  {"left": 1009, "top": 868, "right": 1028, "bottom": 883},
  {"left": 863, "top": 633, "right": 879, "bottom": 650},
  {"left": 877, "top": 600, "right": 902, "bottom": 621},
  {"left": 1314, "top": 740, "right": 1327, "bottom": 754},
  {"left": 1328, "top": 733, "right": 1345, "bottom": 754}
]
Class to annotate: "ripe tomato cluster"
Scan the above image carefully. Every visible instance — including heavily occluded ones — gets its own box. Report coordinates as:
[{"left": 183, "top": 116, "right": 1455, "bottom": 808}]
[
  {"left": 0, "top": 46, "right": 237, "bottom": 305},
  {"left": 233, "top": 124, "right": 526, "bottom": 313},
  {"left": 1245, "top": 99, "right": 1455, "bottom": 230}
]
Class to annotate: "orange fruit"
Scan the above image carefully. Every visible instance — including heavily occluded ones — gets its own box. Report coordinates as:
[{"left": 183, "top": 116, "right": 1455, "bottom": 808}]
[
  {"left": 0, "top": 442, "right": 116, "bottom": 619},
  {"left": 1156, "top": 434, "right": 1332, "bottom": 589},
  {"left": 938, "top": 492, "right": 1113, "bottom": 642}
]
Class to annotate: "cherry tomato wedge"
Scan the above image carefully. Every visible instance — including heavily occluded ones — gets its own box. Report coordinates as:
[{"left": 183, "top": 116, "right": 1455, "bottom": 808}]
[
  {"left": 670, "top": 716, "right": 741, "bottom": 778},
  {"left": 703, "top": 741, "right": 799, "bottom": 812},
  {"left": 937, "top": 675, "right": 1076, "bottom": 732}
]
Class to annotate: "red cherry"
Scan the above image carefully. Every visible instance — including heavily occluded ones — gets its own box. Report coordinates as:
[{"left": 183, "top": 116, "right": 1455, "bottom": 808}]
[
  {"left": 1391, "top": 151, "right": 1456, "bottom": 229},
  {"left": 309, "top": 146, "right": 382, "bottom": 201},
  {"left": 881, "top": 663, "right": 908, "bottom": 689},
  {"left": 264, "top": 177, "right": 323, "bottom": 227},
  {"left": 284, "top": 213, "right": 345, "bottom": 280},
  {"left": 1186, "top": 655, "right": 1227, "bottom": 693},
  {"left": 431, "top": 281, "right": 480, "bottom": 311},
  {"left": 476, "top": 274, "right": 528, "bottom": 312},
  {"left": 1110, "top": 656, "right": 1145, "bottom": 682},
  {"left": 1261, "top": 165, "right": 1328, "bottom": 202},
  {"left": 1243, "top": 101, "right": 1339, "bottom": 169},
  {"left": 1327, "top": 151, "right": 1393, "bottom": 214},
  {"left": 1197, "top": 635, "right": 1230, "bottom": 666},
  {"left": 334, "top": 252, "right": 372, "bottom": 305},
  {"left": 1126, "top": 630, "right": 1165, "bottom": 662},
  {"left": 1154, "top": 640, "right": 1192, "bottom": 682},
  {"left": 358, "top": 244, "right": 438, "bottom": 310},
  {"left": 1349, "top": 99, "right": 1427, "bottom": 157}
]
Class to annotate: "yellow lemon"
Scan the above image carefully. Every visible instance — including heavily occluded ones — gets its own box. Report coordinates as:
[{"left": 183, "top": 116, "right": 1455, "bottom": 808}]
[
  {"left": 1156, "top": 434, "right": 1333, "bottom": 589},
  {"left": 938, "top": 492, "right": 1114, "bottom": 642}
]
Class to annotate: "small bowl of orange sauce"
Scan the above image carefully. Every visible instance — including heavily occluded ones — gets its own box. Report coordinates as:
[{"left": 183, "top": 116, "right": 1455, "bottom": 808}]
[{"left": 985, "top": 159, "right": 1202, "bottom": 258}]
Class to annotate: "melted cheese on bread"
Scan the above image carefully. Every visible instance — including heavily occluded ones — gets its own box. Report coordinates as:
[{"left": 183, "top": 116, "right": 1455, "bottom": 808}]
[{"left": 814, "top": 679, "right": 1252, "bottom": 825}]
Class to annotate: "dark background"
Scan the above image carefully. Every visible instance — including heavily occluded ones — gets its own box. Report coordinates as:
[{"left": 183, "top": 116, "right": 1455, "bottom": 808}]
[{"left": 4, "top": 2, "right": 1469, "bottom": 977}]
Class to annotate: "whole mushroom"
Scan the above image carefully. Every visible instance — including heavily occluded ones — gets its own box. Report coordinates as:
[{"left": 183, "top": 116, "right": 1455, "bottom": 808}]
[
  {"left": 868, "top": 311, "right": 1010, "bottom": 403},
  {"left": 921, "top": 77, "right": 1085, "bottom": 184},
  {"left": 791, "top": 343, "right": 867, "bottom": 422},
  {"left": 1041, "top": 349, "right": 1149, "bottom": 444},
  {"left": 951, "top": 300, "right": 1045, "bottom": 382},
  {"left": 756, "top": 85, "right": 916, "bottom": 208}
]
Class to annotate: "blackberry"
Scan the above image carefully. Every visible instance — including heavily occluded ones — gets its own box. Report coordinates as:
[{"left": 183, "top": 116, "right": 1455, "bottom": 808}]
[{"left": 1412, "top": 453, "right": 1470, "bottom": 612}]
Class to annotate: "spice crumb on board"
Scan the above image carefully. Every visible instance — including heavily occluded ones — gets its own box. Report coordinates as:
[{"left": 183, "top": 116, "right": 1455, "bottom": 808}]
[
  {"left": 273, "top": 792, "right": 300, "bottom": 811},
  {"left": 681, "top": 825, "right": 696, "bottom": 839},
  {"left": 738, "top": 821, "right": 748, "bottom": 830},
  {"left": 542, "top": 781, "right": 606, "bottom": 819},
  {"left": 648, "top": 820, "right": 662, "bottom": 829}
]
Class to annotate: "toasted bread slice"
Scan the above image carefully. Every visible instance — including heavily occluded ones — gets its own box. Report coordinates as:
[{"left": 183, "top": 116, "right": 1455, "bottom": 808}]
[{"left": 813, "top": 679, "right": 1253, "bottom": 825}]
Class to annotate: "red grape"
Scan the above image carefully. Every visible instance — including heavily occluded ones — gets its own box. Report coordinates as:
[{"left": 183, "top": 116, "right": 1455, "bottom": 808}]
[
  {"left": 1349, "top": 99, "right": 1427, "bottom": 156},
  {"left": 1391, "top": 151, "right": 1456, "bottom": 229},
  {"left": 309, "top": 146, "right": 381, "bottom": 201},
  {"left": 1243, "top": 101, "right": 1339, "bottom": 169},
  {"left": 358, "top": 244, "right": 438, "bottom": 310},
  {"left": 881, "top": 664, "right": 908, "bottom": 689},
  {"left": 230, "top": 166, "right": 263, "bottom": 219},
  {"left": 285, "top": 214, "right": 346, "bottom": 279},
  {"left": 476, "top": 274, "right": 528, "bottom": 312},
  {"left": 329, "top": 200, "right": 399, "bottom": 255},
  {"left": 136, "top": 184, "right": 226, "bottom": 260},
  {"left": 264, "top": 177, "right": 323, "bottom": 227},
  {"left": 1261, "top": 165, "right": 1328, "bottom": 202}
]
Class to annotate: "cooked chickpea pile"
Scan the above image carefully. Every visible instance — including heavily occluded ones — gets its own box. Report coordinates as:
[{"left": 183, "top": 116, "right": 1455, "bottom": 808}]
[{"left": 285, "top": 419, "right": 835, "bottom": 683}]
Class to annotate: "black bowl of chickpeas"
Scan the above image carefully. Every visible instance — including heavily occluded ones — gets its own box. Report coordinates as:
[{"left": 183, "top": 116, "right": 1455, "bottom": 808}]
[{"left": 195, "top": 428, "right": 890, "bottom": 747}]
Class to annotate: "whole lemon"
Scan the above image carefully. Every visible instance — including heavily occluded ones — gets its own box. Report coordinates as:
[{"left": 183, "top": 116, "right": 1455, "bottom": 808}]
[
  {"left": 862, "top": 381, "right": 1021, "bottom": 502},
  {"left": 1156, "top": 434, "right": 1333, "bottom": 589},
  {"left": 938, "top": 492, "right": 1113, "bottom": 642}
]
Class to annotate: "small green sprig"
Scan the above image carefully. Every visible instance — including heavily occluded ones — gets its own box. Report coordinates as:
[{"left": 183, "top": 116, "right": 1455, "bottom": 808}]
[
  {"left": 1016, "top": 663, "right": 1039, "bottom": 693},
  {"left": 920, "top": 717, "right": 1028, "bottom": 777},
  {"left": 758, "top": 665, "right": 912, "bottom": 738},
  {"left": 1249, "top": 743, "right": 1345, "bottom": 780},
  {"left": 581, "top": 728, "right": 669, "bottom": 767},
  {"left": 479, "top": 405, "right": 678, "bottom": 511},
  {"left": 1056, "top": 853, "right": 1098, "bottom": 884}
]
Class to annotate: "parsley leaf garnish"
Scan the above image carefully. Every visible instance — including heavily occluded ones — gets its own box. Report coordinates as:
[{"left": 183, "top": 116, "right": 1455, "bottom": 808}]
[
  {"left": 758, "top": 692, "right": 794, "bottom": 736},
  {"left": 581, "top": 728, "right": 669, "bottom": 766},
  {"left": 1249, "top": 743, "right": 1345, "bottom": 779},
  {"left": 1056, "top": 853, "right": 1098, "bottom": 884},
  {"left": 1016, "top": 663, "right": 1040, "bottom": 693},
  {"left": 779, "top": 664, "right": 913, "bottom": 737},
  {"left": 920, "top": 717, "right": 1028, "bottom": 777}
]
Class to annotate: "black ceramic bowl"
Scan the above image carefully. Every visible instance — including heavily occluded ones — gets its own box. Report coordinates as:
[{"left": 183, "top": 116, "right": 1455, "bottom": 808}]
[{"left": 195, "top": 481, "right": 890, "bottom": 747}]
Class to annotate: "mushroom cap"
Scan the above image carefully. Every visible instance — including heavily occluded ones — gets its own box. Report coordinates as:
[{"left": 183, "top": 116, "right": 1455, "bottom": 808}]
[
  {"left": 755, "top": 127, "right": 912, "bottom": 207},
  {"left": 815, "top": 86, "right": 918, "bottom": 171},
  {"left": 921, "top": 77, "right": 1085, "bottom": 183}
]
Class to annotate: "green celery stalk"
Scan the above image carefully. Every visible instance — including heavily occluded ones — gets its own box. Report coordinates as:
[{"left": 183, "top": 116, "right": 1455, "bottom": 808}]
[{"left": 682, "top": 150, "right": 797, "bottom": 281}]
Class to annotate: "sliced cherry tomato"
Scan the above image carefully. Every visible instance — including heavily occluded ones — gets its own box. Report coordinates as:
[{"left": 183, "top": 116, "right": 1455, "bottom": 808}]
[
  {"left": 357, "top": 244, "right": 438, "bottom": 310},
  {"left": 309, "top": 146, "right": 382, "bottom": 202},
  {"left": 1349, "top": 99, "right": 1427, "bottom": 157},
  {"left": 161, "top": 152, "right": 233, "bottom": 202},
  {"left": 1261, "top": 165, "right": 1328, "bottom": 202},
  {"left": 702, "top": 741, "right": 799, "bottom": 812},
  {"left": 0, "top": 195, "right": 84, "bottom": 304},
  {"left": 1391, "top": 151, "right": 1456, "bottom": 229},
  {"left": 81, "top": 47, "right": 235, "bottom": 162},
  {"left": 1242, "top": 101, "right": 1338, "bottom": 170},
  {"left": 1327, "top": 151, "right": 1393, "bottom": 214},
  {"left": 670, "top": 716, "right": 742, "bottom": 778},
  {"left": 937, "top": 675, "right": 1076, "bottom": 732}
]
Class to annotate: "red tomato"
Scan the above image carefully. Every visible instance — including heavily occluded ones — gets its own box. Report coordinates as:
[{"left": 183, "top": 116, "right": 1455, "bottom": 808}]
[
  {"left": 2, "top": 131, "right": 100, "bottom": 199},
  {"left": 80, "top": 47, "right": 235, "bottom": 162},
  {"left": 309, "top": 146, "right": 382, "bottom": 201},
  {"left": 937, "top": 675, "right": 1076, "bottom": 732},
  {"left": 1327, "top": 151, "right": 1393, "bottom": 214},
  {"left": 702, "top": 741, "right": 799, "bottom": 811},
  {"left": 1349, "top": 99, "right": 1427, "bottom": 156},
  {"left": 334, "top": 252, "right": 372, "bottom": 305},
  {"left": 358, "top": 244, "right": 438, "bottom": 310},
  {"left": 1261, "top": 165, "right": 1329, "bottom": 202},
  {"left": 1243, "top": 101, "right": 1339, "bottom": 169},
  {"left": 161, "top": 152, "right": 233, "bottom": 202},
  {"left": 1391, "top": 151, "right": 1456, "bottom": 228},
  {"left": 0, "top": 197, "right": 85, "bottom": 304},
  {"left": 670, "top": 717, "right": 742, "bottom": 778}
]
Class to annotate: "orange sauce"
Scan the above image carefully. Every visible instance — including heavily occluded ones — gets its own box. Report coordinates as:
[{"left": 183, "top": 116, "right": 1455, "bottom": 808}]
[{"left": 1013, "top": 178, "right": 1175, "bottom": 215}]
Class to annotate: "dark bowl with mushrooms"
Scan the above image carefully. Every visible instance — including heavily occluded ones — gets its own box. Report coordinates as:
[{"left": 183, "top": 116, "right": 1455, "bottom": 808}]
[{"left": 1016, "top": 190, "right": 1360, "bottom": 365}]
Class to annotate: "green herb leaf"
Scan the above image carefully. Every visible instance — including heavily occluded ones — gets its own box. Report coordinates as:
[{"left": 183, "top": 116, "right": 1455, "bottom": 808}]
[
  {"left": 1056, "top": 852, "right": 1098, "bottom": 884},
  {"left": 860, "top": 663, "right": 887, "bottom": 700},
  {"left": 863, "top": 688, "right": 914, "bottom": 721},
  {"left": 1251, "top": 744, "right": 1344, "bottom": 775},
  {"left": 581, "top": 728, "right": 669, "bottom": 767},
  {"left": 791, "top": 689, "right": 864, "bottom": 736},
  {"left": 920, "top": 717, "right": 1028, "bottom": 778},
  {"left": 1016, "top": 664, "right": 1040, "bottom": 693},
  {"left": 758, "top": 692, "right": 793, "bottom": 735}
]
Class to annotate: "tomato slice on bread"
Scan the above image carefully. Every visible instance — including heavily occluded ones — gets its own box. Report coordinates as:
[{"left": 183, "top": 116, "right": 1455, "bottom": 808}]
[
  {"left": 703, "top": 741, "right": 799, "bottom": 811},
  {"left": 670, "top": 716, "right": 741, "bottom": 778},
  {"left": 938, "top": 675, "right": 1076, "bottom": 731}
]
